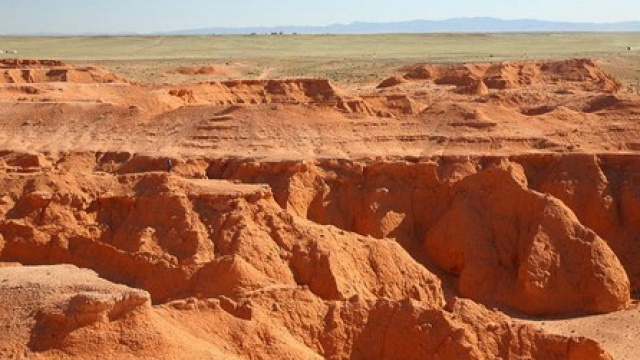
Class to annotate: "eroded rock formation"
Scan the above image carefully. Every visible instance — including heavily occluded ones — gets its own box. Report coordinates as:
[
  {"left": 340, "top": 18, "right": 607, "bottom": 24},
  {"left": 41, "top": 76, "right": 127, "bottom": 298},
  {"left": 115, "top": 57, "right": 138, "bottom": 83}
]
[{"left": 0, "top": 58, "right": 638, "bottom": 359}]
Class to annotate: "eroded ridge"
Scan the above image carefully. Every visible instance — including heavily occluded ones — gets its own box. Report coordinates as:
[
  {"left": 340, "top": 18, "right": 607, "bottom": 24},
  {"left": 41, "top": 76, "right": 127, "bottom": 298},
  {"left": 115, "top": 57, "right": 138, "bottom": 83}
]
[
  {"left": 0, "top": 150, "right": 636, "bottom": 359},
  {"left": 1, "top": 57, "right": 639, "bottom": 359},
  {"left": 1, "top": 58, "right": 640, "bottom": 156}
]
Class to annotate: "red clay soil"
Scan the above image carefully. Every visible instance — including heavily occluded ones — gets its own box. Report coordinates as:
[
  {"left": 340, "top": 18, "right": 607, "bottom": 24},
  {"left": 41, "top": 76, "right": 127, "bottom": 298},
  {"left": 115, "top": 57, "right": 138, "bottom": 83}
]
[
  {"left": 172, "top": 66, "right": 227, "bottom": 75},
  {"left": 0, "top": 58, "right": 127, "bottom": 84},
  {"left": 394, "top": 58, "right": 621, "bottom": 93},
  {"left": 1, "top": 58, "right": 639, "bottom": 359},
  {"left": 168, "top": 65, "right": 245, "bottom": 78}
]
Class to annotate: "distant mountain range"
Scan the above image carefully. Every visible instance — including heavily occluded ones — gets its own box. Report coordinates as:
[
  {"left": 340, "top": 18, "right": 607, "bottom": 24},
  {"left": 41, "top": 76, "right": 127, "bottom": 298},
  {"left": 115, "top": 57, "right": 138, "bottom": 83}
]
[{"left": 169, "top": 17, "right": 640, "bottom": 35}]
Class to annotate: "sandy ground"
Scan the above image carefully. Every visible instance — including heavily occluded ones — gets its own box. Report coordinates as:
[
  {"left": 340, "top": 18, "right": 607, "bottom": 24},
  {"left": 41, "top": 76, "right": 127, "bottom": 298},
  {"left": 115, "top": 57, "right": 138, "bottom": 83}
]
[{"left": 524, "top": 304, "right": 640, "bottom": 360}]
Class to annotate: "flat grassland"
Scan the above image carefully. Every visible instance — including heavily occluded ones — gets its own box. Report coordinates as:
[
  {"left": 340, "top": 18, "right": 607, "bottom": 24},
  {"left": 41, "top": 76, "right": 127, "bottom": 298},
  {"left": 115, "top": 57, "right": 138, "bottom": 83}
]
[{"left": 2, "top": 33, "right": 640, "bottom": 86}]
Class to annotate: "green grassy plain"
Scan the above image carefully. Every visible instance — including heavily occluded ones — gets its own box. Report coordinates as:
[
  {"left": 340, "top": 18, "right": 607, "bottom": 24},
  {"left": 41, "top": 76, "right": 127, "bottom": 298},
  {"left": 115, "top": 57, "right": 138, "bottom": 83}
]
[{"left": 2, "top": 33, "right": 640, "bottom": 86}]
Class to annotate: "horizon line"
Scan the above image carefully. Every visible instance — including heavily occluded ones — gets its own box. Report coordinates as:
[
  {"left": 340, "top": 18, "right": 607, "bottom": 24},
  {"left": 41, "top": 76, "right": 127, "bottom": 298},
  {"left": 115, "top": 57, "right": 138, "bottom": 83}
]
[{"left": 2, "top": 16, "right": 640, "bottom": 37}]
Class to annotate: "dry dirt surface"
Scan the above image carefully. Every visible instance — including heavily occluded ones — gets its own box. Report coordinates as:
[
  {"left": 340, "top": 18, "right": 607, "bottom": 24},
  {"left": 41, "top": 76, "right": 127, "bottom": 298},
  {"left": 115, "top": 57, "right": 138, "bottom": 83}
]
[{"left": 1, "top": 57, "right": 639, "bottom": 359}]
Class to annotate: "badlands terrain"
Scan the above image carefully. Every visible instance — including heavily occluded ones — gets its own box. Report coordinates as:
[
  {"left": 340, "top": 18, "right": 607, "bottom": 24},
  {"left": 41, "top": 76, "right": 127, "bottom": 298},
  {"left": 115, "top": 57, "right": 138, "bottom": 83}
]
[{"left": 1, "top": 44, "right": 640, "bottom": 359}]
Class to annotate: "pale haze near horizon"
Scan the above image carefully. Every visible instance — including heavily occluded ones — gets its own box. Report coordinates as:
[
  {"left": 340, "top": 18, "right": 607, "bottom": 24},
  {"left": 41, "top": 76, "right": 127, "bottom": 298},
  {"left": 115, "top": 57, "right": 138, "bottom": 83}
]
[{"left": 1, "top": 0, "right": 639, "bottom": 35}]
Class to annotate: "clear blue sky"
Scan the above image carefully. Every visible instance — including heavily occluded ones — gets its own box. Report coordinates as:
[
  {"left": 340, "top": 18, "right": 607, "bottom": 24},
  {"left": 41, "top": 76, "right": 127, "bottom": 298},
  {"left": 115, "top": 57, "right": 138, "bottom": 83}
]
[{"left": 1, "top": 0, "right": 639, "bottom": 34}]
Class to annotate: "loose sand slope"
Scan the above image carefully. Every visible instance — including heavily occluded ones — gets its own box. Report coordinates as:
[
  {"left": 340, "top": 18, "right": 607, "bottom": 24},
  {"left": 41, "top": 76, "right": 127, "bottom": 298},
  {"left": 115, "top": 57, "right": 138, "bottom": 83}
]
[{"left": 0, "top": 58, "right": 639, "bottom": 359}]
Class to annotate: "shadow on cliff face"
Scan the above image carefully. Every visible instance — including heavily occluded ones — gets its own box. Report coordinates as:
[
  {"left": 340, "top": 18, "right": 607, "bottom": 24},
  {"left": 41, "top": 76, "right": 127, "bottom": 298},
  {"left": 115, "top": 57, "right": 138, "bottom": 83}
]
[
  {"left": 206, "top": 154, "right": 638, "bottom": 316},
  {"left": 0, "top": 151, "right": 626, "bottom": 359},
  {"left": 0, "top": 151, "right": 636, "bottom": 318}
]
